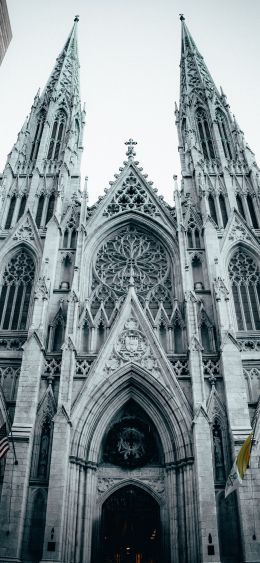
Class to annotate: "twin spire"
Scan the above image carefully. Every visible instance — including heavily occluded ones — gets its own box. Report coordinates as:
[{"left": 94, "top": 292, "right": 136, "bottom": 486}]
[
  {"left": 179, "top": 14, "right": 219, "bottom": 101},
  {"left": 41, "top": 15, "right": 80, "bottom": 105}
]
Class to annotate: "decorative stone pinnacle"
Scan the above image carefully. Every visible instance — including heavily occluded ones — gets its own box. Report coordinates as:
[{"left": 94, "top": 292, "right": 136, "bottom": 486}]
[
  {"left": 125, "top": 138, "right": 137, "bottom": 160},
  {"left": 179, "top": 13, "right": 185, "bottom": 21},
  {"left": 74, "top": 15, "right": 79, "bottom": 22}
]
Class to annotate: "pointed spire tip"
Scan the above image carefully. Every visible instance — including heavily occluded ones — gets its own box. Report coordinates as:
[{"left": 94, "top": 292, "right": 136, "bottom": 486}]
[
  {"left": 179, "top": 13, "right": 185, "bottom": 21},
  {"left": 74, "top": 15, "right": 79, "bottom": 22}
]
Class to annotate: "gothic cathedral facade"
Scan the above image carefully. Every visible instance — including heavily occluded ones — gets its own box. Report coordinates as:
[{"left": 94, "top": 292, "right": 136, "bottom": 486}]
[{"left": 0, "top": 15, "right": 260, "bottom": 563}]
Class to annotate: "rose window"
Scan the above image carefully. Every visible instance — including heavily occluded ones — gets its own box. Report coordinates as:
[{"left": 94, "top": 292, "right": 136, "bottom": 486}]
[{"left": 94, "top": 225, "right": 169, "bottom": 295}]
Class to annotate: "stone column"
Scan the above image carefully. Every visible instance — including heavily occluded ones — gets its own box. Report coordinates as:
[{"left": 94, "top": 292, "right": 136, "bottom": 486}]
[
  {"left": 165, "top": 466, "right": 178, "bottom": 563},
  {"left": 82, "top": 465, "right": 98, "bottom": 563},
  {"left": 174, "top": 184, "right": 221, "bottom": 562},
  {"left": 0, "top": 333, "right": 45, "bottom": 562},
  {"left": 40, "top": 338, "right": 76, "bottom": 563}
]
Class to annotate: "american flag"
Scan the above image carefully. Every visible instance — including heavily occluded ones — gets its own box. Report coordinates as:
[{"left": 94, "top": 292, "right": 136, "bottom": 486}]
[{"left": 0, "top": 423, "right": 9, "bottom": 460}]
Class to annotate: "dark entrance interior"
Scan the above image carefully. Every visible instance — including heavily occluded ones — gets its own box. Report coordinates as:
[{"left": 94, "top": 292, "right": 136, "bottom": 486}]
[{"left": 102, "top": 485, "right": 161, "bottom": 563}]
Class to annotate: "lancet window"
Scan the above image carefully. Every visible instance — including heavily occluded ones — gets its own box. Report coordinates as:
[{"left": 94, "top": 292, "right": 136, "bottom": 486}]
[
  {"left": 229, "top": 249, "right": 260, "bottom": 331},
  {"left": 216, "top": 110, "right": 233, "bottom": 160},
  {"left": 47, "top": 109, "right": 66, "bottom": 161},
  {"left": 48, "top": 311, "right": 66, "bottom": 352},
  {"left": 5, "top": 195, "right": 16, "bottom": 229},
  {"left": 62, "top": 221, "right": 78, "bottom": 248},
  {"left": 236, "top": 195, "right": 246, "bottom": 220},
  {"left": 35, "top": 193, "right": 56, "bottom": 228},
  {"left": 247, "top": 195, "right": 258, "bottom": 228},
  {"left": 208, "top": 195, "right": 218, "bottom": 226},
  {"left": 192, "top": 255, "right": 204, "bottom": 291},
  {"left": 0, "top": 250, "right": 35, "bottom": 330},
  {"left": 196, "top": 108, "right": 215, "bottom": 160},
  {"left": 17, "top": 195, "right": 27, "bottom": 221},
  {"left": 30, "top": 110, "right": 46, "bottom": 162},
  {"left": 219, "top": 194, "right": 228, "bottom": 227},
  {"left": 36, "top": 195, "right": 45, "bottom": 228},
  {"left": 187, "top": 219, "right": 202, "bottom": 248}
]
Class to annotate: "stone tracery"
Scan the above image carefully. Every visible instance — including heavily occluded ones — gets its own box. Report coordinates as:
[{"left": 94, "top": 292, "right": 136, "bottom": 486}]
[{"left": 94, "top": 225, "right": 169, "bottom": 296}]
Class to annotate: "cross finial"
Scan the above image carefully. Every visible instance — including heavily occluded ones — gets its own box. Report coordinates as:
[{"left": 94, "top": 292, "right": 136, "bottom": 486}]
[
  {"left": 125, "top": 138, "right": 137, "bottom": 160},
  {"left": 179, "top": 14, "right": 185, "bottom": 21},
  {"left": 74, "top": 15, "right": 79, "bottom": 22}
]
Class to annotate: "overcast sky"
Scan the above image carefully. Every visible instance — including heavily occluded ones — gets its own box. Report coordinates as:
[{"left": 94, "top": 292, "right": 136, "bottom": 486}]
[{"left": 1, "top": 0, "right": 260, "bottom": 204}]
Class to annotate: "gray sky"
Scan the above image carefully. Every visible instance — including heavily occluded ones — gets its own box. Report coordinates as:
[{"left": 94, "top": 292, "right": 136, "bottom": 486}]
[{"left": 1, "top": 0, "right": 260, "bottom": 204}]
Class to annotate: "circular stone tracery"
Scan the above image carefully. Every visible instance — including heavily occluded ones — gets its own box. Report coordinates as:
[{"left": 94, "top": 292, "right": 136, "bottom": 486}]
[{"left": 94, "top": 225, "right": 169, "bottom": 295}]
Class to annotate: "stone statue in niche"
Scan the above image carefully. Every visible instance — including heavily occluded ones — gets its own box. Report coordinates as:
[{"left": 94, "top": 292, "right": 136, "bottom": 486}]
[
  {"left": 212, "top": 422, "right": 225, "bottom": 483},
  {"left": 37, "top": 419, "right": 51, "bottom": 479}
]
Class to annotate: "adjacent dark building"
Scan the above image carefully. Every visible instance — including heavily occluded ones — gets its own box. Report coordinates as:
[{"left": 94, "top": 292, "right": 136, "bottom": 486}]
[{"left": 0, "top": 0, "right": 11, "bottom": 65}]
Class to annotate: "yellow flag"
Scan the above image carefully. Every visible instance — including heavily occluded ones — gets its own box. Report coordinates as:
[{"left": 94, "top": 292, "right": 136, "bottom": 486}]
[
  {"left": 225, "top": 432, "right": 253, "bottom": 498},
  {"left": 236, "top": 432, "right": 253, "bottom": 480}
]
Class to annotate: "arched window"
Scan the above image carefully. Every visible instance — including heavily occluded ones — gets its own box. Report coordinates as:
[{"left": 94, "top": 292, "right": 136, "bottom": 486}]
[
  {"left": 17, "top": 195, "right": 27, "bottom": 222},
  {"left": 47, "top": 109, "right": 66, "bottom": 160},
  {"left": 36, "top": 194, "right": 45, "bottom": 228},
  {"left": 201, "top": 322, "right": 211, "bottom": 351},
  {"left": 45, "top": 193, "right": 55, "bottom": 225},
  {"left": 212, "top": 421, "right": 225, "bottom": 483},
  {"left": 229, "top": 249, "right": 260, "bottom": 331},
  {"left": 5, "top": 195, "right": 16, "bottom": 229},
  {"left": 208, "top": 195, "right": 218, "bottom": 225},
  {"left": 196, "top": 108, "right": 215, "bottom": 160},
  {"left": 219, "top": 194, "right": 228, "bottom": 227},
  {"left": 236, "top": 195, "right": 245, "bottom": 220},
  {"left": 30, "top": 110, "right": 46, "bottom": 162},
  {"left": 216, "top": 110, "right": 233, "bottom": 160},
  {"left": 0, "top": 250, "right": 35, "bottom": 330},
  {"left": 70, "top": 228, "right": 77, "bottom": 249},
  {"left": 37, "top": 419, "right": 51, "bottom": 479},
  {"left": 192, "top": 255, "right": 204, "bottom": 290},
  {"left": 187, "top": 220, "right": 202, "bottom": 248},
  {"left": 247, "top": 195, "right": 258, "bottom": 228},
  {"left": 52, "top": 321, "right": 64, "bottom": 351}
]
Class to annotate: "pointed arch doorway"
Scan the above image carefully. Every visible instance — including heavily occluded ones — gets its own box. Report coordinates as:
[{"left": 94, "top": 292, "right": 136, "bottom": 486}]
[{"left": 101, "top": 485, "right": 161, "bottom": 563}]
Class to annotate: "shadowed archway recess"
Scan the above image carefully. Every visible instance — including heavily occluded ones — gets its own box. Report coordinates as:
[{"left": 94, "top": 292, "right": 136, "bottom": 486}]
[{"left": 102, "top": 485, "right": 161, "bottom": 563}]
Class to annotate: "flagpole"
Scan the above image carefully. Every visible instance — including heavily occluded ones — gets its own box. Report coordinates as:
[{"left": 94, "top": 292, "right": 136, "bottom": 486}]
[
  {"left": 249, "top": 423, "right": 257, "bottom": 541},
  {"left": 6, "top": 410, "right": 18, "bottom": 465}
]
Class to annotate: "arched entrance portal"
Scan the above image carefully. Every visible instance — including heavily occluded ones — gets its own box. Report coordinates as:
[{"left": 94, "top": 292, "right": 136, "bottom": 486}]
[{"left": 101, "top": 485, "right": 161, "bottom": 563}]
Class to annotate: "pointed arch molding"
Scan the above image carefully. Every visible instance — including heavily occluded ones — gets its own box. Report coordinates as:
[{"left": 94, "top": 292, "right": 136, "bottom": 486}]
[
  {"left": 70, "top": 366, "right": 193, "bottom": 466},
  {"left": 71, "top": 288, "right": 192, "bottom": 465},
  {"left": 0, "top": 209, "right": 42, "bottom": 269},
  {"left": 80, "top": 212, "right": 180, "bottom": 300},
  {"left": 221, "top": 210, "right": 260, "bottom": 264}
]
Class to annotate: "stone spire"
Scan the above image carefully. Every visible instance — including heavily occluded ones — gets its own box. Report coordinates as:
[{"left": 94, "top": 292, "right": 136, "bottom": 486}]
[
  {"left": 41, "top": 15, "right": 80, "bottom": 106},
  {"left": 180, "top": 15, "right": 218, "bottom": 104}
]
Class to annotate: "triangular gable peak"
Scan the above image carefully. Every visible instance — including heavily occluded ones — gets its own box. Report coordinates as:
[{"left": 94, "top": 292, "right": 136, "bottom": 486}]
[
  {"left": 86, "top": 141, "right": 176, "bottom": 230},
  {"left": 207, "top": 384, "right": 227, "bottom": 424},
  {"left": 60, "top": 201, "right": 80, "bottom": 230},
  {"left": 233, "top": 174, "right": 254, "bottom": 196},
  {"left": 183, "top": 198, "right": 202, "bottom": 228},
  {"left": 74, "top": 286, "right": 191, "bottom": 418},
  {"left": 221, "top": 209, "right": 260, "bottom": 254},
  {"left": 0, "top": 209, "right": 42, "bottom": 257}
]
